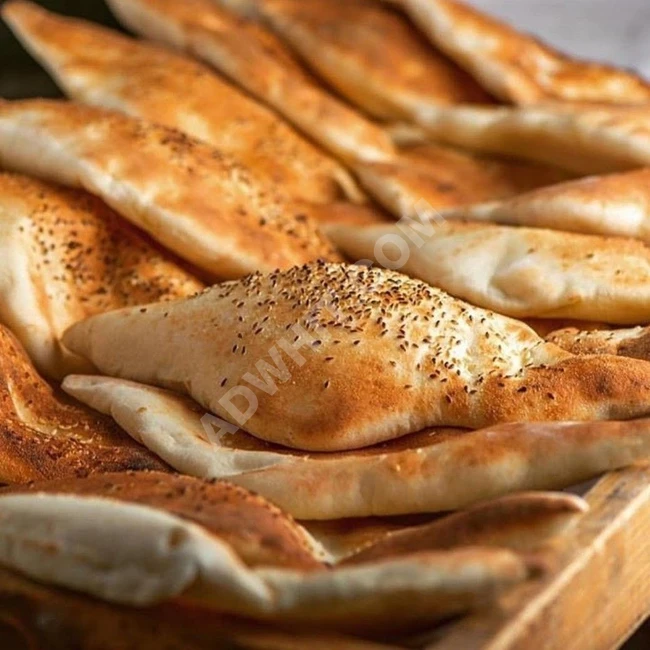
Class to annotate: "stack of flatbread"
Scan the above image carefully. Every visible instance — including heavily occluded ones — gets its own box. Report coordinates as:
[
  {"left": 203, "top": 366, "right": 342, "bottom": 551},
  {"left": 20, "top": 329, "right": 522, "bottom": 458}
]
[{"left": 2, "top": 0, "right": 650, "bottom": 646}]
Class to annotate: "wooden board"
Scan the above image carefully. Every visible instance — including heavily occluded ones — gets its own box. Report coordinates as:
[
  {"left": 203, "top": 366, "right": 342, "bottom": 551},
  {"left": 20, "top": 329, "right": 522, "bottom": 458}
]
[{"left": 418, "top": 465, "right": 650, "bottom": 650}]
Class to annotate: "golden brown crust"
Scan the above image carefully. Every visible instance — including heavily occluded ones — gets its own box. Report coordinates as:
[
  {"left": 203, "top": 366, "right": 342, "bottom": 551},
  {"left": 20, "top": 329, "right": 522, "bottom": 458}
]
[
  {"left": 547, "top": 325, "right": 650, "bottom": 361},
  {"left": 405, "top": 0, "right": 650, "bottom": 105},
  {"left": 258, "top": 0, "right": 490, "bottom": 121},
  {"left": 0, "top": 325, "right": 167, "bottom": 485},
  {"left": 105, "top": 0, "right": 396, "bottom": 164},
  {"left": 63, "top": 262, "right": 650, "bottom": 452},
  {"left": 355, "top": 144, "right": 569, "bottom": 218},
  {"left": 3, "top": 0, "right": 360, "bottom": 205},
  {"left": 0, "top": 98, "right": 340, "bottom": 279},
  {"left": 3, "top": 472, "right": 323, "bottom": 570}
]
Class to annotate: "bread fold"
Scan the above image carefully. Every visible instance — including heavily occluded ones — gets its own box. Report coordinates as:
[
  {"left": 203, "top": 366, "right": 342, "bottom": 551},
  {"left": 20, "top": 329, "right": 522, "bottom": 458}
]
[{"left": 61, "top": 375, "right": 650, "bottom": 518}]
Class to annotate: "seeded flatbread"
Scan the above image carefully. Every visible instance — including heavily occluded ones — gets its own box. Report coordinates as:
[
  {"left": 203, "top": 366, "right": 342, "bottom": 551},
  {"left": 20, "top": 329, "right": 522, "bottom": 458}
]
[
  {"left": 106, "top": 0, "right": 396, "bottom": 164},
  {"left": 0, "top": 99, "right": 340, "bottom": 279},
  {"left": 62, "top": 263, "right": 650, "bottom": 452}
]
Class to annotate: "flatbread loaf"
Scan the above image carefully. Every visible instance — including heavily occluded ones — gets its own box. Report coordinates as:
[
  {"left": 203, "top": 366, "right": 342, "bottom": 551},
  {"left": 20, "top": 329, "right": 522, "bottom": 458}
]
[
  {"left": 0, "top": 473, "right": 527, "bottom": 630},
  {"left": 328, "top": 221, "right": 650, "bottom": 323},
  {"left": 344, "top": 492, "right": 587, "bottom": 564},
  {"left": 62, "top": 263, "right": 650, "bottom": 452},
  {"left": 404, "top": 0, "right": 650, "bottom": 105},
  {"left": 0, "top": 565, "right": 400, "bottom": 650},
  {"left": 415, "top": 103, "right": 650, "bottom": 175},
  {"left": 354, "top": 143, "right": 569, "bottom": 219},
  {"left": 438, "top": 168, "right": 650, "bottom": 244},
  {"left": 4, "top": 472, "right": 326, "bottom": 569},
  {"left": 257, "top": 0, "right": 489, "bottom": 121},
  {"left": 0, "top": 99, "right": 340, "bottom": 279}
]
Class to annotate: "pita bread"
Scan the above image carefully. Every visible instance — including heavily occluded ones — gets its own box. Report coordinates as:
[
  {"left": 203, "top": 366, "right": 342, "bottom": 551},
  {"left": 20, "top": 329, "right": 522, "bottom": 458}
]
[
  {"left": 2, "top": 1, "right": 362, "bottom": 206},
  {"left": 0, "top": 172, "right": 203, "bottom": 379},
  {"left": 62, "top": 376, "right": 650, "bottom": 519},
  {"left": 61, "top": 262, "right": 650, "bottom": 452},
  {"left": 0, "top": 325, "right": 167, "bottom": 485},
  {"left": 415, "top": 103, "right": 650, "bottom": 176},
  {"left": 5, "top": 472, "right": 327, "bottom": 570},
  {"left": 439, "top": 168, "right": 650, "bottom": 244},
  {"left": 0, "top": 474, "right": 527, "bottom": 631},
  {"left": 404, "top": 0, "right": 650, "bottom": 105},
  {"left": 105, "top": 0, "right": 396, "bottom": 165},
  {"left": 257, "top": 0, "right": 489, "bottom": 121},
  {"left": 344, "top": 492, "right": 587, "bottom": 564},
  {"left": 0, "top": 99, "right": 340, "bottom": 279},
  {"left": 546, "top": 325, "right": 650, "bottom": 361},
  {"left": 328, "top": 221, "right": 650, "bottom": 323},
  {"left": 355, "top": 143, "right": 569, "bottom": 219},
  {"left": 0, "top": 567, "right": 400, "bottom": 650}
]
